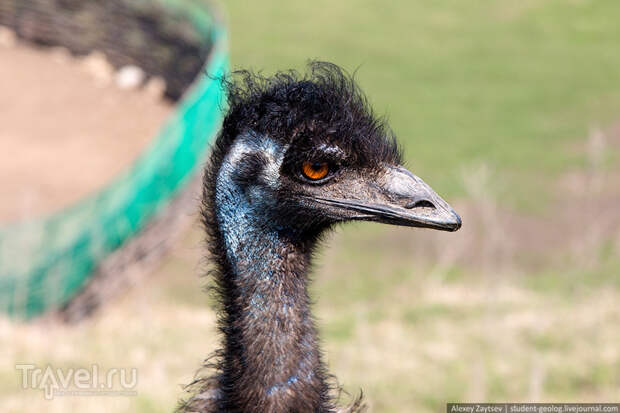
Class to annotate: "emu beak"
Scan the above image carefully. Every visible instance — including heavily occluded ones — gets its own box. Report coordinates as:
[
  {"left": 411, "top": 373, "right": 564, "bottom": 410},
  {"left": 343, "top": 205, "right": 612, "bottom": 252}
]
[
  {"left": 373, "top": 165, "right": 461, "bottom": 231},
  {"left": 316, "top": 165, "right": 462, "bottom": 231}
]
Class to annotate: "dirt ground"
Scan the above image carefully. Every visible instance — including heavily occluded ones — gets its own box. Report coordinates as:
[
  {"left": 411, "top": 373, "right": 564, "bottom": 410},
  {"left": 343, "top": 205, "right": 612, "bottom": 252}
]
[{"left": 0, "top": 39, "right": 172, "bottom": 222}]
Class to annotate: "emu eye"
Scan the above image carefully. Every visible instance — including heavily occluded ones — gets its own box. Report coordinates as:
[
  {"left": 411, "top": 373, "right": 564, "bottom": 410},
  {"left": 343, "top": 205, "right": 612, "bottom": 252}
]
[{"left": 301, "top": 161, "right": 329, "bottom": 181}]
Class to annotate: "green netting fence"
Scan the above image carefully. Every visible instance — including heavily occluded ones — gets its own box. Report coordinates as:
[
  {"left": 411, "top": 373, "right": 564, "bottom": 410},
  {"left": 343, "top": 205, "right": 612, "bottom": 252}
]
[{"left": 0, "top": 0, "right": 229, "bottom": 319}]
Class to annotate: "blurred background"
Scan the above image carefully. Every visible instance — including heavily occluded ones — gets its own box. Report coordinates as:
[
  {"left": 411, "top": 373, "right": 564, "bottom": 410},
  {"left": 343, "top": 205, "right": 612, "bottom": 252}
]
[{"left": 1, "top": 0, "right": 619, "bottom": 412}]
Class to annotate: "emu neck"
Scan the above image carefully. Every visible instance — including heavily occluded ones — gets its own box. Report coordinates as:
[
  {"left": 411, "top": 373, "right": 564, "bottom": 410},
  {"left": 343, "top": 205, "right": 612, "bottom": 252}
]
[{"left": 213, "top": 136, "right": 329, "bottom": 412}]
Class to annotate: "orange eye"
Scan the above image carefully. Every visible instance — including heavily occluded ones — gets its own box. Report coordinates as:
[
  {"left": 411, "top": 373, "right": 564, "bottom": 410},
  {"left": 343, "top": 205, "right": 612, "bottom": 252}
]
[{"left": 302, "top": 161, "right": 329, "bottom": 181}]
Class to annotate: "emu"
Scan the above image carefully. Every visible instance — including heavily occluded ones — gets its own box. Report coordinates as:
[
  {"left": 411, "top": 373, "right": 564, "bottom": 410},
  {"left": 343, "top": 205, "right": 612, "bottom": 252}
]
[{"left": 179, "top": 61, "right": 461, "bottom": 413}]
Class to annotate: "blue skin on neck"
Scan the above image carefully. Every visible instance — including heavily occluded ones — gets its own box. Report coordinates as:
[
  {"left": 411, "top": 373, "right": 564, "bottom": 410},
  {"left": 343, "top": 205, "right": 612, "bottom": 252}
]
[
  {"left": 215, "top": 132, "right": 287, "bottom": 294},
  {"left": 215, "top": 133, "right": 309, "bottom": 396},
  {"left": 266, "top": 375, "right": 299, "bottom": 396}
]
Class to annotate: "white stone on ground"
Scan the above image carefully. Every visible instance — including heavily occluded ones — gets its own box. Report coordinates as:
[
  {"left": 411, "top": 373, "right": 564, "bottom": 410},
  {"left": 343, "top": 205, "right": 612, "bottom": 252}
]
[
  {"left": 0, "top": 25, "right": 17, "bottom": 47},
  {"left": 81, "top": 51, "right": 114, "bottom": 86},
  {"left": 116, "top": 65, "right": 146, "bottom": 90},
  {"left": 144, "top": 76, "right": 167, "bottom": 99}
]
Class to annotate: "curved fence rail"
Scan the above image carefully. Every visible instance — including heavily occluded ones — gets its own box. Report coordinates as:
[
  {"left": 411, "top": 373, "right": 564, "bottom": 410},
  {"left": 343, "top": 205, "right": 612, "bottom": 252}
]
[{"left": 0, "top": 0, "right": 228, "bottom": 319}]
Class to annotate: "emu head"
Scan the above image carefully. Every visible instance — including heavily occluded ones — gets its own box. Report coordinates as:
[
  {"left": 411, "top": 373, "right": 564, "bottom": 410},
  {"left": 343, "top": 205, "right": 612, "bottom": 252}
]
[{"left": 213, "top": 62, "right": 461, "bottom": 235}]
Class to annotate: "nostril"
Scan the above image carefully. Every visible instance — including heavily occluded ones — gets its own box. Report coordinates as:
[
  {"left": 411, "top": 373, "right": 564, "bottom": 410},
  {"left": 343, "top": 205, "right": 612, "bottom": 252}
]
[
  {"left": 405, "top": 199, "right": 435, "bottom": 209},
  {"left": 414, "top": 199, "right": 435, "bottom": 209}
]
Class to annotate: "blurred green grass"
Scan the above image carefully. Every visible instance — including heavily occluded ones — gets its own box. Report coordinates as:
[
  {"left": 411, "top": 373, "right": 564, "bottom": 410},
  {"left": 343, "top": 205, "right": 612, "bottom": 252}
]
[{"left": 226, "top": 0, "right": 620, "bottom": 208}]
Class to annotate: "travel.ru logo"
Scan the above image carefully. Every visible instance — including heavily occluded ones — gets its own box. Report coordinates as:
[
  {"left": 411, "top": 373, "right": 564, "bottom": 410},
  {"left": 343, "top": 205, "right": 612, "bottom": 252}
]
[{"left": 16, "top": 363, "right": 138, "bottom": 400}]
